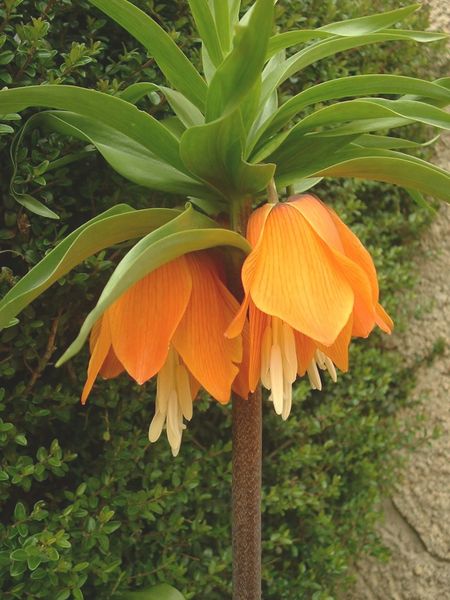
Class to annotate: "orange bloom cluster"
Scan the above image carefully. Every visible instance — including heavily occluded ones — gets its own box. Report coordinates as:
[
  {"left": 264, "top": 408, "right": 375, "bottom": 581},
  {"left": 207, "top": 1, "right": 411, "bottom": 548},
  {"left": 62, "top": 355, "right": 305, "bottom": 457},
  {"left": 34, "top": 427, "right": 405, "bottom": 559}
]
[{"left": 83, "top": 195, "right": 392, "bottom": 454}]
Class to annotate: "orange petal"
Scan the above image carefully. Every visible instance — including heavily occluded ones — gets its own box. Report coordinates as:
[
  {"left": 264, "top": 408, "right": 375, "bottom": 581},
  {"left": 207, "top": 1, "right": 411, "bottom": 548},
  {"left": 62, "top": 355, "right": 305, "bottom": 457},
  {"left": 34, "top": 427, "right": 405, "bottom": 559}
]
[
  {"left": 172, "top": 253, "right": 240, "bottom": 404},
  {"left": 189, "top": 372, "right": 202, "bottom": 401},
  {"left": 375, "top": 302, "right": 393, "bottom": 334},
  {"left": 225, "top": 293, "right": 249, "bottom": 339},
  {"left": 294, "top": 331, "right": 317, "bottom": 376},
  {"left": 318, "top": 315, "right": 353, "bottom": 372},
  {"left": 232, "top": 319, "right": 251, "bottom": 400},
  {"left": 99, "top": 346, "right": 124, "bottom": 379},
  {"left": 289, "top": 195, "right": 344, "bottom": 253},
  {"left": 330, "top": 252, "right": 377, "bottom": 338},
  {"left": 289, "top": 198, "right": 379, "bottom": 338},
  {"left": 326, "top": 205, "right": 380, "bottom": 301},
  {"left": 82, "top": 315, "right": 112, "bottom": 404},
  {"left": 243, "top": 203, "right": 354, "bottom": 346},
  {"left": 246, "top": 202, "right": 274, "bottom": 247},
  {"left": 108, "top": 257, "right": 192, "bottom": 384},
  {"left": 248, "top": 300, "right": 269, "bottom": 392}
]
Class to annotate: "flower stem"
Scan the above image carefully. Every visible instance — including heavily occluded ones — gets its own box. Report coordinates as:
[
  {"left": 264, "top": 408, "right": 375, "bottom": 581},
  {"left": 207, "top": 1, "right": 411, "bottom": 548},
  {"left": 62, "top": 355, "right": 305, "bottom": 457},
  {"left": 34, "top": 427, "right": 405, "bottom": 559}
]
[
  {"left": 231, "top": 196, "right": 262, "bottom": 599},
  {"left": 232, "top": 388, "right": 262, "bottom": 600}
]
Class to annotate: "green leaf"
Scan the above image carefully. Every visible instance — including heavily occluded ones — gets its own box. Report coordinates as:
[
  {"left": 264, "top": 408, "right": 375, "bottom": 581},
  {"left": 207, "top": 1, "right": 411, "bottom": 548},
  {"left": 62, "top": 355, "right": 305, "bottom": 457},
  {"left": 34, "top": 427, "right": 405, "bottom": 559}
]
[
  {"left": 0, "top": 85, "right": 184, "bottom": 171},
  {"left": 269, "top": 98, "right": 450, "bottom": 164},
  {"left": 265, "top": 4, "right": 428, "bottom": 58},
  {"left": 87, "top": 0, "right": 207, "bottom": 109},
  {"left": 0, "top": 205, "right": 180, "bottom": 331},
  {"left": 352, "top": 133, "right": 439, "bottom": 150},
  {"left": 267, "top": 30, "right": 332, "bottom": 58},
  {"left": 318, "top": 4, "right": 420, "bottom": 36},
  {"left": 277, "top": 149, "right": 450, "bottom": 203},
  {"left": 209, "top": 0, "right": 232, "bottom": 53},
  {"left": 118, "top": 82, "right": 160, "bottom": 104},
  {"left": 120, "top": 583, "right": 185, "bottom": 600},
  {"left": 159, "top": 87, "right": 204, "bottom": 128},
  {"left": 35, "top": 111, "right": 214, "bottom": 199},
  {"left": 261, "top": 30, "right": 448, "bottom": 110},
  {"left": 206, "top": 0, "right": 274, "bottom": 121},
  {"left": 180, "top": 111, "right": 275, "bottom": 200},
  {"left": 57, "top": 205, "right": 250, "bottom": 365},
  {"left": 258, "top": 75, "right": 450, "bottom": 143},
  {"left": 407, "top": 187, "right": 436, "bottom": 213},
  {"left": 119, "top": 82, "right": 204, "bottom": 128},
  {"left": 188, "top": 0, "right": 223, "bottom": 66},
  {"left": 271, "top": 134, "right": 359, "bottom": 179}
]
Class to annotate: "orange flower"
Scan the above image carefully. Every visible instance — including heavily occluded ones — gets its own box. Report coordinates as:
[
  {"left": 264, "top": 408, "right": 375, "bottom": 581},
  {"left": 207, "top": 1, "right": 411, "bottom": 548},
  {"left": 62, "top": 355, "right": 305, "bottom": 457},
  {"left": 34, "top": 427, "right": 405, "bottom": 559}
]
[
  {"left": 82, "top": 252, "right": 244, "bottom": 456},
  {"left": 226, "top": 194, "right": 393, "bottom": 419}
]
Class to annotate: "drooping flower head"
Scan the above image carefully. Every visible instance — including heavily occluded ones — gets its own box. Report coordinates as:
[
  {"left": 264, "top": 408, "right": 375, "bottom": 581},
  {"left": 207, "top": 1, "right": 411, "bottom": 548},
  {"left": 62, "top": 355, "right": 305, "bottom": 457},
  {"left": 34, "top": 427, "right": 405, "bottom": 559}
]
[
  {"left": 227, "top": 194, "right": 393, "bottom": 419},
  {"left": 83, "top": 251, "right": 246, "bottom": 456}
]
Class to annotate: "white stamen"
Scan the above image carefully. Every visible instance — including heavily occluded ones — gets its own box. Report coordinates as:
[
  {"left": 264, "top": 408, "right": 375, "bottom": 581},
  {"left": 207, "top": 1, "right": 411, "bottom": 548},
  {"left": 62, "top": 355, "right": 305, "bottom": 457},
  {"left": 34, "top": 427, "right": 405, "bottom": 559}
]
[
  {"left": 306, "top": 349, "right": 338, "bottom": 390},
  {"left": 315, "top": 350, "right": 327, "bottom": 370},
  {"left": 148, "top": 346, "right": 193, "bottom": 456},
  {"left": 270, "top": 344, "right": 284, "bottom": 415},
  {"left": 314, "top": 350, "right": 338, "bottom": 384},
  {"left": 324, "top": 355, "right": 337, "bottom": 382},
  {"left": 281, "top": 322, "right": 297, "bottom": 382},
  {"left": 260, "top": 325, "right": 272, "bottom": 389},
  {"left": 176, "top": 364, "right": 193, "bottom": 420},
  {"left": 282, "top": 378, "right": 292, "bottom": 421},
  {"left": 166, "top": 389, "right": 181, "bottom": 452},
  {"left": 261, "top": 317, "right": 299, "bottom": 420},
  {"left": 148, "top": 411, "right": 165, "bottom": 442},
  {"left": 307, "top": 360, "right": 322, "bottom": 391}
]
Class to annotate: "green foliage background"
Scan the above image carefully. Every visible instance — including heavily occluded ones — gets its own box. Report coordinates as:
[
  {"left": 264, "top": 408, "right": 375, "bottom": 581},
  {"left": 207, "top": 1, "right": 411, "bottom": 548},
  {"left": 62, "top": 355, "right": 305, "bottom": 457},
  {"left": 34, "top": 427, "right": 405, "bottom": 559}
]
[{"left": 0, "top": 1, "right": 444, "bottom": 598}]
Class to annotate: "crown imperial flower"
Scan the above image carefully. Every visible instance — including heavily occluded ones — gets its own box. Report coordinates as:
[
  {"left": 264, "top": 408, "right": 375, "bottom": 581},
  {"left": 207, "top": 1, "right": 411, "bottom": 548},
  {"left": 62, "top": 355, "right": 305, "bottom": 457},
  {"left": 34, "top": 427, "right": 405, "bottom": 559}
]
[
  {"left": 83, "top": 252, "right": 244, "bottom": 455},
  {"left": 227, "top": 194, "right": 393, "bottom": 418}
]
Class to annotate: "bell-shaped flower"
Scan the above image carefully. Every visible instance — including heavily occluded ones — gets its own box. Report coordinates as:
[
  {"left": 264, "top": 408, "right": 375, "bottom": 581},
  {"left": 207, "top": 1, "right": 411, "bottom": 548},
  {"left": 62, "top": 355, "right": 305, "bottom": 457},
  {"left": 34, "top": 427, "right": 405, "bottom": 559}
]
[
  {"left": 82, "top": 251, "right": 244, "bottom": 456},
  {"left": 226, "top": 194, "right": 393, "bottom": 420}
]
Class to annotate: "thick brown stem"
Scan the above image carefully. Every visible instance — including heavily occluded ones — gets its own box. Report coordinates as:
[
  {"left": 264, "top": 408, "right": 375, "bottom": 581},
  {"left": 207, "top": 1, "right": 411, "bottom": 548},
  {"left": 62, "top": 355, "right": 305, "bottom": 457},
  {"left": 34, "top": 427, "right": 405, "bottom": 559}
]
[{"left": 232, "top": 388, "right": 262, "bottom": 600}]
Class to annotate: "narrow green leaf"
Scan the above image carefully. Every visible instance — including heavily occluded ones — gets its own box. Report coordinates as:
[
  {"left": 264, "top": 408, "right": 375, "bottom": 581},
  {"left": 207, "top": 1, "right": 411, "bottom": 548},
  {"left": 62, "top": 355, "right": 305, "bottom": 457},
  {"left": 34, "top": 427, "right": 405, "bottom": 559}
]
[
  {"left": 352, "top": 133, "right": 438, "bottom": 150},
  {"left": 57, "top": 205, "right": 251, "bottom": 364},
  {"left": 13, "top": 112, "right": 215, "bottom": 201},
  {"left": 87, "top": 0, "right": 207, "bottom": 109},
  {"left": 210, "top": 0, "right": 231, "bottom": 53},
  {"left": 159, "top": 87, "right": 204, "bottom": 128},
  {"left": 188, "top": 0, "right": 223, "bottom": 66},
  {"left": 267, "top": 30, "right": 332, "bottom": 58},
  {"left": 119, "top": 83, "right": 205, "bottom": 128},
  {"left": 247, "top": 49, "right": 284, "bottom": 153},
  {"left": 180, "top": 111, "right": 275, "bottom": 199},
  {"left": 119, "top": 82, "right": 159, "bottom": 104},
  {"left": 406, "top": 188, "right": 436, "bottom": 213},
  {"left": 9, "top": 113, "right": 61, "bottom": 219},
  {"left": 0, "top": 206, "right": 180, "bottom": 331},
  {"left": 380, "top": 29, "right": 448, "bottom": 43},
  {"left": 269, "top": 98, "right": 450, "bottom": 163},
  {"left": 272, "top": 134, "right": 359, "bottom": 179},
  {"left": 277, "top": 149, "right": 450, "bottom": 203},
  {"left": 206, "top": 0, "right": 274, "bottom": 121},
  {"left": 0, "top": 85, "right": 184, "bottom": 171},
  {"left": 259, "top": 75, "right": 450, "bottom": 143},
  {"left": 318, "top": 4, "right": 420, "bottom": 36},
  {"left": 315, "top": 153, "right": 450, "bottom": 202},
  {"left": 261, "top": 30, "right": 449, "bottom": 110}
]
